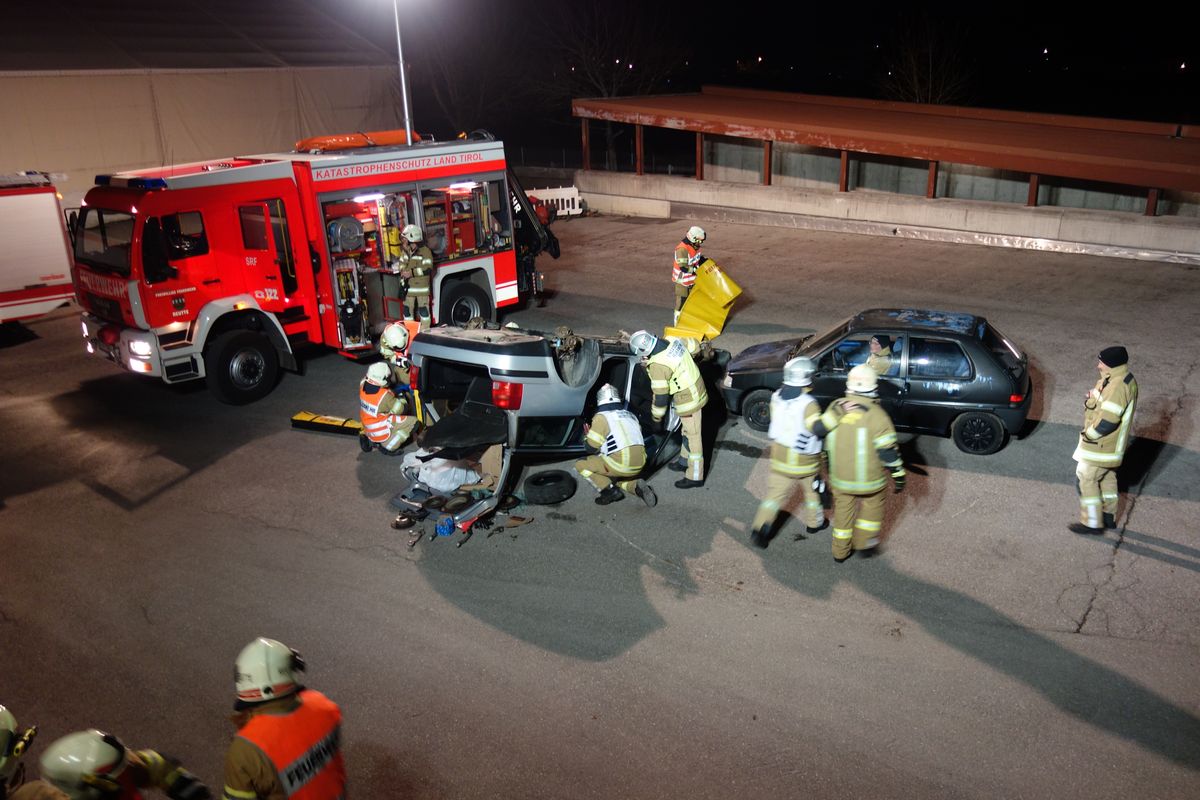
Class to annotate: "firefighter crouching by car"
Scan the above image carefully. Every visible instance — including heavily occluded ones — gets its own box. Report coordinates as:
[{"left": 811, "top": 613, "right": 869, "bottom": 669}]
[
  {"left": 223, "top": 638, "right": 345, "bottom": 800},
  {"left": 359, "top": 362, "right": 417, "bottom": 454},
  {"left": 1070, "top": 346, "right": 1138, "bottom": 534},
  {"left": 395, "top": 224, "right": 434, "bottom": 330},
  {"left": 749, "top": 357, "right": 844, "bottom": 548},
  {"left": 824, "top": 365, "right": 905, "bottom": 562},
  {"left": 379, "top": 320, "right": 418, "bottom": 385},
  {"left": 672, "top": 226, "right": 705, "bottom": 325},
  {"left": 34, "top": 728, "right": 210, "bottom": 800},
  {"left": 630, "top": 330, "right": 708, "bottom": 489},
  {"left": 575, "top": 384, "right": 658, "bottom": 507}
]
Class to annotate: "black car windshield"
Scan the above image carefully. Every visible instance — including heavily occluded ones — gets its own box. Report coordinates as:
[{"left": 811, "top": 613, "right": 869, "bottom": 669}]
[
  {"left": 74, "top": 207, "right": 134, "bottom": 276},
  {"left": 800, "top": 318, "right": 851, "bottom": 356},
  {"left": 981, "top": 323, "right": 1025, "bottom": 374}
]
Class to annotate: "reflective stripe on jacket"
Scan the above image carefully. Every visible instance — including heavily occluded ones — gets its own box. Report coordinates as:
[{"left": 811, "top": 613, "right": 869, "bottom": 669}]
[
  {"left": 359, "top": 382, "right": 406, "bottom": 442},
  {"left": 824, "top": 396, "right": 900, "bottom": 494},
  {"left": 672, "top": 241, "right": 700, "bottom": 286},
  {"left": 1073, "top": 365, "right": 1138, "bottom": 467},
  {"left": 235, "top": 690, "right": 345, "bottom": 800}
]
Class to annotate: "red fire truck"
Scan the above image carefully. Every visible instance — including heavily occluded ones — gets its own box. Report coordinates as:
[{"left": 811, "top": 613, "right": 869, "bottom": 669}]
[{"left": 72, "top": 131, "right": 558, "bottom": 403}]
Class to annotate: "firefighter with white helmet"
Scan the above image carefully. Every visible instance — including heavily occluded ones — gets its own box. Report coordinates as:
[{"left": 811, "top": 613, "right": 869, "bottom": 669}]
[
  {"left": 2, "top": 703, "right": 53, "bottom": 800},
  {"left": 393, "top": 224, "right": 434, "bottom": 330},
  {"left": 37, "top": 729, "right": 209, "bottom": 800},
  {"left": 224, "top": 638, "right": 345, "bottom": 800},
  {"left": 631, "top": 329, "right": 709, "bottom": 489},
  {"left": 749, "top": 356, "right": 845, "bottom": 548},
  {"left": 672, "top": 226, "right": 706, "bottom": 324},
  {"left": 823, "top": 364, "right": 905, "bottom": 562},
  {"left": 359, "top": 361, "right": 417, "bottom": 454},
  {"left": 379, "top": 320, "right": 416, "bottom": 384},
  {"left": 575, "top": 384, "right": 657, "bottom": 507}
]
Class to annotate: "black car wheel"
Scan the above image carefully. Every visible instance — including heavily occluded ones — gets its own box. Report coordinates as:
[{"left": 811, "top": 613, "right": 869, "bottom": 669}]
[
  {"left": 952, "top": 411, "right": 1006, "bottom": 455},
  {"left": 524, "top": 469, "right": 577, "bottom": 505},
  {"left": 741, "top": 389, "right": 774, "bottom": 432}
]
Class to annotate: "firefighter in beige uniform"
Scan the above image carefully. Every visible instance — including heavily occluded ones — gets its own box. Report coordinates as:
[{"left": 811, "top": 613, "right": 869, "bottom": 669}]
[
  {"left": 672, "top": 226, "right": 705, "bottom": 324},
  {"left": 575, "top": 384, "right": 658, "bottom": 507},
  {"left": 379, "top": 320, "right": 415, "bottom": 385},
  {"left": 359, "top": 362, "right": 417, "bottom": 454},
  {"left": 223, "top": 638, "right": 345, "bottom": 800},
  {"left": 749, "top": 357, "right": 844, "bottom": 548},
  {"left": 395, "top": 224, "right": 434, "bottom": 330},
  {"left": 1070, "top": 346, "right": 1138, "bottom": 534},
  {"left": 630, "top": 330, "right": 708, "bottom": 488},
  {"left": 824, "top": 365, "right": 905, "bottom": 562},
  {"left": 36, "top": 729, "right": 209, "bottom": 800},
  {"left": 2, "top": 704, "right": 60, "bottom": 800}
]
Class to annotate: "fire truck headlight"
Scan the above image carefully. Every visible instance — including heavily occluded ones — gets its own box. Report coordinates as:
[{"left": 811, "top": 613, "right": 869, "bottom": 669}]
[
  {"left": 129, "top": 340, "right": 153, "bottom": 357},
  {"left": 81, "top": 321, "right": 89, "bottom": 337},
  {"left": 86, "top": 342, "right": 95, "bottom": 354},
  {"left": 130, "top": 359, "right": 153, "bottom": 373}
]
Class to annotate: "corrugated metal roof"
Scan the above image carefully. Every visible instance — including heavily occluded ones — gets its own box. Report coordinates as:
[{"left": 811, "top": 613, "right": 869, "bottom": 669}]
[
  {"left": 572, "top": 86, "right": 1200, "bottom": 193},
  {"left": 0, "top": 0, "right": 394, "bottom": 71}
]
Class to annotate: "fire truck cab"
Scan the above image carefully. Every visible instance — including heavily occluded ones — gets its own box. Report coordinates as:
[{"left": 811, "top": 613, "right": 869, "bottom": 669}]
[{"left": 73, "top": 132, "right": 557, "bottom": 403}]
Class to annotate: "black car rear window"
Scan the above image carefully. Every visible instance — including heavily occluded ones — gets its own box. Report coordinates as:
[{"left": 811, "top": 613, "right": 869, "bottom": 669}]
[
  {"left": 908, "top": 338, "right": 972, "bottom": 379},
  {"left": 981, "top": 323, "right": 1025, "bottom": 374}
]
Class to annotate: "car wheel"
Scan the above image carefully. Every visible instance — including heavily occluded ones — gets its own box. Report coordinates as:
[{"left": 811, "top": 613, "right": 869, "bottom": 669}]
[
  {"left": 523, "top": 469, "right": 577, "bottom": 505},
  {"left": 952, "top": 411, "right": 1006, "bottom": 455},
  {"left": 204, "top": 330, "right": 279, "bottom": 405},
  {"left": 439, "top": 282, "right": 493, "bottom": 327},
  {"left": 741, "top": 388, "right": 773, "bottom": 432}
]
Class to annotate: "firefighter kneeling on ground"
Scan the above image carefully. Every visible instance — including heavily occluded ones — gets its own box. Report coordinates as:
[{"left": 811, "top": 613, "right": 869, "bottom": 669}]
[
  {"left": 575, "top": 384, "right": 658, "bottom": 507},
  {"left": 749, "top": 357, "right": 844, "bottom": 549},
  {"left": 379, "top": 320, "right": 413, "bottom": 385},
  {"left": 630, "top": 330, "right": 708, "bottom": 489},
  {"left": 824, "top": 365, "right": 905, "bottom": 562},
  {"left": 359, "top": 362, "right": 418, "bottom": 455},
  {"left": 35, "top": 729, "right": 210, "bottom": 800},
  {"left": 223, "top": 638, "right": 345, "bottom": 800}
]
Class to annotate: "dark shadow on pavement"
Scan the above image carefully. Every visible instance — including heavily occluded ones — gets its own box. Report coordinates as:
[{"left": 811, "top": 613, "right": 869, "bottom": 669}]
[{"left": 0, "top": 321, "right": 40, "bottom": 348}]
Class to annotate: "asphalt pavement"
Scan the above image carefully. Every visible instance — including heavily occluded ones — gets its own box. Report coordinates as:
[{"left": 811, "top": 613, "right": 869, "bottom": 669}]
[{"left": 1, "top": 215, "right": 1198, "bottom": 799}]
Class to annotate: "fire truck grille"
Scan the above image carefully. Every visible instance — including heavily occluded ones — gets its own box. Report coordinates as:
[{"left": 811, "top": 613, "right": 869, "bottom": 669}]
[{"left": 84, "top": 293, "right": 122, "bottom": 323}]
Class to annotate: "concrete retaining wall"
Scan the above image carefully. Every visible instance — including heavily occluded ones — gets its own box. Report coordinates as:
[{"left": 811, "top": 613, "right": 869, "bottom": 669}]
[{"left": 574, "top": 170, "right": 1200, "bottom": 264}]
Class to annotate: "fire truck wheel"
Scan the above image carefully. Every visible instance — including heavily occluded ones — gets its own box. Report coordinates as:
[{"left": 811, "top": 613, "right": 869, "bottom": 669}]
[
  {"left": 205, "top": 329, "right": 280, "bottom": 404},
  {"left": 440, "top": 282, "right": 493, "bottom": 327}
]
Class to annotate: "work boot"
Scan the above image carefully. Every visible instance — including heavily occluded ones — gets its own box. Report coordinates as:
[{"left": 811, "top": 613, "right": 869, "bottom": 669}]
[
  {"left": 1068, "top": 522, "right": 1105, "bottom": 535},
  {"left": 1103, "top": 512, "right": 1117, "bottom": 530},
  {"left": 833, "top": 553, "right": 851, "bottom": 564},
  {"left": 595, "top": 485, "right": 624, "bottom": 505},
  {"left": 674, "top": 477, "right": 704, "bottom": 489},
  {"left": 634, "top": 480, "right": 658, "bottom": 508},
  {"left": 750, "top": 524, "right": 771, "bottom": 549},
  {"left": 666, "top": 458, "right": 688, "bottom": 473},
  {"left": 806, "top": 518, "right": 830, "bottom": 534}
]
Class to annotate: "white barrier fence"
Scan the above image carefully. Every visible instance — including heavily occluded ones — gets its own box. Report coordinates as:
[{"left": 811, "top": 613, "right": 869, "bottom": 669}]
[{"left": 527, "top": 186, "right": 583, "bottom": 217}]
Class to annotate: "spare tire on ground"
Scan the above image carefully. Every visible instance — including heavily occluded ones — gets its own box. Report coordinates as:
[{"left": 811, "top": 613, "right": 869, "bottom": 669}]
[{"left": 523, "top": 469, "right": 577, "bottom": 505}]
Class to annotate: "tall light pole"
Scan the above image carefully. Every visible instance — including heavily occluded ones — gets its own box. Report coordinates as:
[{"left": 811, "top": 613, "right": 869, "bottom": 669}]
[{"left": 392, "top": 0, "right": 413, "bottom": 143}]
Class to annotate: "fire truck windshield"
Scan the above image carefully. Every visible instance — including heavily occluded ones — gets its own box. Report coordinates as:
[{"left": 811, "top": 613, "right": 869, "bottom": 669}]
[{"left": 74, "top": 207, "right": 135, "bottom": 276}]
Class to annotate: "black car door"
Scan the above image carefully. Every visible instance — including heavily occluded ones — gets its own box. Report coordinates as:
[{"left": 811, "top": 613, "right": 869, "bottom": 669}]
[
  {"left": 900, "top": 336, "right": 975, "bottom": 434},
  {"left": 811, "top": 333, "right": 906, "bottom": 418}
]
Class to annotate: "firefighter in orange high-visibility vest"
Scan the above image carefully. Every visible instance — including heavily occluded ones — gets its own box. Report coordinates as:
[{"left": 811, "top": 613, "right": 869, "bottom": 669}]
[
  {"left": 359, "top": 362, "right": 417, "bottom": 454},
  {"left": 223, "top": 638, "right": 345, "bottom": 800},
  {"left": 672, "top": 226, "right": 705, "bottom": 324}
]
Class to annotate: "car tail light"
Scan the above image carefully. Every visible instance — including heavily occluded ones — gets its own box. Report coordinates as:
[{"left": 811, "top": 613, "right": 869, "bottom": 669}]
[
  {"left": 99, "top": 325, "right": 120, "bottom": 346},
  {"left": 408, "top": 364, "right": 419, "bottom": 388},
  {"left": 1009, "top": 394, "right": 1025, "bottom": 404},
  {"left": 492, "top": 380, "right": 523, "bottom": 409}
]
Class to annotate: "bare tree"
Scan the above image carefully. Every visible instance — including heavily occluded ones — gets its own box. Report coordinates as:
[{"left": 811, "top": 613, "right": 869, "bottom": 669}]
[
  {"left": 531, "top": 1, "right": 686, "bottom": 169},
  {"left": 879, "top": 12, "right": 973, "bottom": 106}
]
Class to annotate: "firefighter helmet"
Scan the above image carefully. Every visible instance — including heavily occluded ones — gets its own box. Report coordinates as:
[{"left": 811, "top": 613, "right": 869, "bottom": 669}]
[
  {"left": 847, "top": 364, "right": 879, "bottom": 395},
  {"left": 401, "top": 224, "right": 423, "bottom": 243},
  {"left": 380, "top": 322, "right": 409, "bottom": 355},
  {"left": 783, "top": 356, "right": 816, "bottom": 387},
  {"left": 595, "top": 384, "right": 621, "bottom": 406},
  {"left": 40, "top": 730, "right": 128, "bottom": 800},
  {"left": 629, "top": 330, "right": 658, "bottom": 357},
  {"left": 685, "top": 225, "right": 706, "bottom": 246},
  {"left": 234, "top": 637, "right": 306, "bottom": 710},
  {"left": 366, "top": 362, "right": 392, "bottom": 387}
]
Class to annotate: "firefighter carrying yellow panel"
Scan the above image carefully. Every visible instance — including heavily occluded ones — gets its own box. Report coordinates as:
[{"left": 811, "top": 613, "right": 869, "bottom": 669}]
[{"left": 664, "top": 259, "right": 742, "bottom": 341}]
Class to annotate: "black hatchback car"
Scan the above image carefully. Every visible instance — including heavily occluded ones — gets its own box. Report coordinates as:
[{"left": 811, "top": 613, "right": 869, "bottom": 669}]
[{"left": 720, "top": 309, "right": 1032, "bottom": 454}]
